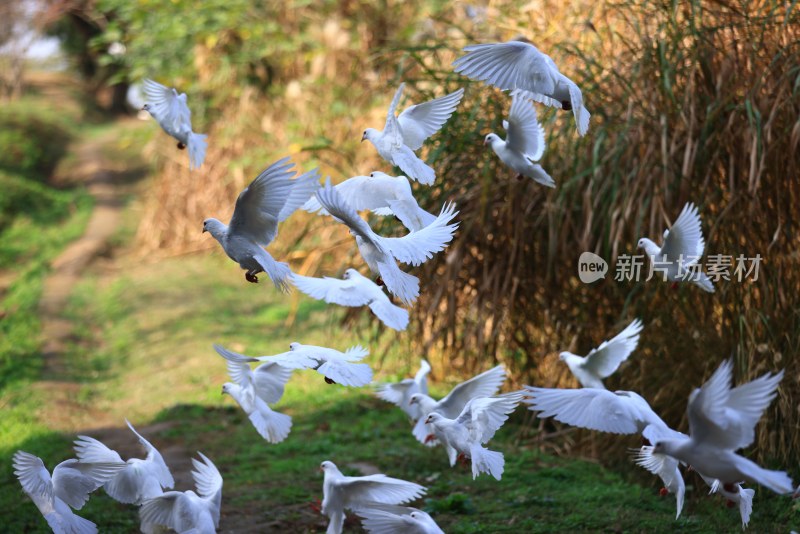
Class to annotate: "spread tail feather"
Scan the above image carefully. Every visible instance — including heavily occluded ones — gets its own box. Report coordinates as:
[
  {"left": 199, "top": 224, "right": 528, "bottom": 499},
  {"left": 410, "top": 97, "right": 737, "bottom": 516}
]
[
  {"left": 469, "top": 444, "right": 504, "bottom": 480},
  {"left": 187, "top": 132, "right": 208, "bottom": 170},
  {"left": 377, "top": 261, "right": 419, "bottom": 305},
  {"left": 738, "top": 487, "right": 754, "bottom": 528},
  {"left": 692, "top": 272, "right": 716, "bottom": 293},
  {"left": 254, "top": 250, "right": 293, "bottom": 292},
  {"left": 250, "top": 404, "right": 292, "bottom": 443},
  {"left": 392, "top": 146, "right": 436, "bottom": 185},
  {"left": 734, "top": 455, "right": 793, "bottom": 495}
]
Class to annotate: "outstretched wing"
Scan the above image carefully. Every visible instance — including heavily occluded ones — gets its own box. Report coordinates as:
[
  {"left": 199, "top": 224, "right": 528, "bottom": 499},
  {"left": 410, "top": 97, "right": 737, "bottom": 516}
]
[
  {"left": 228, "top": 157, "right": 297, "bottom": 246},
  {"left": 191, "top": 452, "right": 222, "bottom": 525},
  {"left": 13, "top": 451, "right": 54, "bottom": 502},
  {"left": 125, "top": 420, "right": 174, "bottom": 489},
  {"left": 315, "top": 178, "right": 379, "bottom": 245},
  {"left": 142, "top": 79, "right": 190, "bottom": 132},
  {"left": 452, "top": 41, "right": 557, "bottom": 96},
  {"left": 397, "top": 88, "right": 465, "bottom": 151},
  {"left": 437, "top": 365, "right": 506, "bottom": 418},
  {"left": 377, "top": 202, "right": 459, "bottom": 266},
  {"left": 505, "top": 91, "right": 545, "bottom": 160},
  {"left": 458, "top": 392, "right": 523, "bottom": 443},
  {"left": 582, "top": 319, "right": 643, "bottom": 379},
  {"left": 252, "top": 362, "right": 293, "bottom": 404},
  {"left": 291, "top": 273, "right": 372, "bottom": 307},
  {"left": 659, "top": 203, "right": 705, "bottom": 264},
  {"left": 277, "top": 168, "right": 322, "bottom": 222},
  {"left": 338, "top": 474, "right": 426, "bottom": 510}
]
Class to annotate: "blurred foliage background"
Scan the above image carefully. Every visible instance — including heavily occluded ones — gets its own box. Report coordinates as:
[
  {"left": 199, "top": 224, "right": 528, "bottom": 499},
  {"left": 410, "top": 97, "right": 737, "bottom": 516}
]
[{"left": 29, "top": 0, "right": 800, "bottom": 475}]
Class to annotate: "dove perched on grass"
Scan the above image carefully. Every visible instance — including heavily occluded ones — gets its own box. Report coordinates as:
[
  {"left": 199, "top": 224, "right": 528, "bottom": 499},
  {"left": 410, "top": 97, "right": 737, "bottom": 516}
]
[
  {"left": 361, "top": 83, "right": 464, "bottom": 184},
  {"left": 72, "top": 420, "right": 174, "bottom": 505},
  {"left": 203, "top": 157, "right": 321, "bottom": 290},
  {"left": 291, "top": 268, "right": 409, "bottom": 331},
  {"left": 524, "top": 387, "right": 687, "bottom": 518},
  {"left": 214, "top": 344, "right": 294, "bottom": 443},
  {"left": 219, "top": 342, "right": 373, "bottom": 387},
  {"left": 425, "top": 391, "right": 523, "bottom": 480},
  {"left": 559, "top": 318, "right": 643, "bottom": 389},
  {"left": 142, "top": 79, "right": 208, "bottom": 170},
  {"left": 303, "top": 171, "right": 437, "bottom": 231},
  {"left": 315, "top": 179, "right": 459, "bottom": 305},
  {"left": 453, "top": 40, "right": 590, "bottom": 136},
  {"left": 12, "top": 450, "right": 126, "bottom": 534},
  {"left": 139, "top": 452, "right": 222, "bottom": 534},
  {"left": 651, "top": 359, "right": 793, "bottom": 495},
  {"left": 637, "top": 202, "right": 715, "bottom": 293},
  {"left": 357, "top": 504, "right": 445, "bottom": 534},
  {"left": 409, "top": 365, "right": 506, "bottom": 447},
  {"left": 485, "top": 91, "right": 554, "bottom": 187},
  {"left": 320, "top": 460, "right": 426, "bottom": 534},
  {"left": 376, "top": 359, "right": 431, "bottom": 420}
]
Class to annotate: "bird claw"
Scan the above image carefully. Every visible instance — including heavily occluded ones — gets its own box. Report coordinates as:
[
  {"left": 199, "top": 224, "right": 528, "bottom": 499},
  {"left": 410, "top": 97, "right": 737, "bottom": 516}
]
[
  {"left": 659, "top": 487, "right": 669, "bottom": 497},
  {"left": 324, "top": 377, "right": 336, "bottom": 385},
  {"left": 726, "top": 499, "right": 736, "bottom": 508},
  {"left": 423, "top": 434, "right": 437, "bottom": 444},
  {"left": 457, "top": 453, "right": 469, "bottom": 467},
  {"left": 375, "top": 276, "right": 384, "bottom": 287},
  {"left": 177, "top": 141, "right": 186, "bottom": 150},
  {"left": 245, "top": 271, "right": 259, "bottom": 284},
  {"left": 561, "top": 100, "right": 573, "bottom": 111},
  {"left": 515, "top": 173, "right": 525, "bottom": 181},
  {"left": 670, "top": 282, "right": 679, "bottom": 290},
  {"left": 309, "top": 498, "right": 322, "bottom": 513}
]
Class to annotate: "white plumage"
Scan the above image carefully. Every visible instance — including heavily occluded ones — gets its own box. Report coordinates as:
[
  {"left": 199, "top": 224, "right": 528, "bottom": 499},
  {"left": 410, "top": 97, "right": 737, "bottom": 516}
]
[{"left": 375, "top": 359, "right": 431, "bottom": 420}]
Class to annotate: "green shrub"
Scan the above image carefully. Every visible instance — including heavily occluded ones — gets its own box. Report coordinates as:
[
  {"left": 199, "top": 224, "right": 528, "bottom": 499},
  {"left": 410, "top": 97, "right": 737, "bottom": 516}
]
[{"left": 0, "top": 103, "right": 73, "bottom": 180}]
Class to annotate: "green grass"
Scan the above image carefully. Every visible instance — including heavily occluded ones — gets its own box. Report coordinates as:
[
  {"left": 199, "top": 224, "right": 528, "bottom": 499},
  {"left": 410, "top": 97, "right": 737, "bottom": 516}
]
[{"left": 1, "top": 252, "right": 797, "bottom": 532}]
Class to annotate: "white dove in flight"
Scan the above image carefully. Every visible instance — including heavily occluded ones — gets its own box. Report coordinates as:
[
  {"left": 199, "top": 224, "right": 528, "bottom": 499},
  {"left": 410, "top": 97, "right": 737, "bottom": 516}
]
[
  {"left": 362, "top": 83, "right": 464, "bottom": 184},
  {"left": 637, "top": 202, "right": 715, "bottom": 293},
  {"left": 315, "top": 179, "right": 459, "bottom": 305},
  {"left": 453, "top": 40, "right": 590, "bottom": 136},
  {"left": 139, "top": 452, "right": 222, "bottom": 534},
  {"left": 203, "top": 157, "right": 320, "bottom": 290},
  {"left": 291, "top": 268, "right": 409, "bottom": 331},
  {"left": 425, "top": 391, "right": 523, "bottom": 480},
  {"left": 142, "top": 79, "right": 208, "bottom": 170},
  {"left": 559, "top": 318, "right": 643, "bottom": 389},
  {"left": 485, "top": 91, "right": 554, "bottom": 187},
  {"left": 13, "top": 450, "right": 125, "bottom": 534},
  {"left": 320, "top": 460, "right": 426, "bottom": 534},
  {"left": 72, "top": 420, "right": 174, "bottom": 505},
  {"left": 357, "top": 504, "right": 445, "bottom": 534},
  {"left": 214, "top": 344, "right": 294, "bottom": 443}
]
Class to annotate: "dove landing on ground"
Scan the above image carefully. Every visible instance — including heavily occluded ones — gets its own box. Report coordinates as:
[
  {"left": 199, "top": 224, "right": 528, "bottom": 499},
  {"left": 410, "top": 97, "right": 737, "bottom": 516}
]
[
  {"left": 453, "top": 40, "right": 590, "bottom": 136},
  {"left": 320, "top": 460, "right": 426, "bottom": 534},
  {"left": 139, "top": 452, "right": 222, "bottom": 534},
  {"left": 214, "top": 344, "right": 294, "bottom": 443},
  {"left": 303, "top": 171, "right": 436, "bottom": 231},
  {"left": 142, "top": 79, "right": 207, "bottom": 170},
  {"left": 485, "top": 91, "right": 554, "bottom": 187},
  {"left": 637, "top": 202, "right": 715, "bottom": 293},
  {"left": 409, "top": 365, "right": 506, "bottom": 447},
  {"left": 315, "top": 179, "right": 459, "bottom": 305},
  {"left": 362, "top": 83, "right": 464, "bottom": 185},
  {"left": 291, "top": 268, "right": 408, "bottom": 331},
  {"left": 13, "top": 450, "right": 126, "bottom": 534},
  {"left": 203, "top": 157, "right": 321, "bottom": 290},
  {"left": 651, "top": 359, "right": 793, "bottom": 495},
  {"left": 357, "top": 504, "right": 445, "bottom": 534},
  {"left": 376, "top": 359, "right": 431, "bottom": 420},
  {"left": 72, "top": 420, "right": 174, "bottom": 505},
  {"left": 559, "top": 318, "right": 643, "bottom": 389},
  {"left": 426, "top": 392, "right": 523, "bottom": 480}
]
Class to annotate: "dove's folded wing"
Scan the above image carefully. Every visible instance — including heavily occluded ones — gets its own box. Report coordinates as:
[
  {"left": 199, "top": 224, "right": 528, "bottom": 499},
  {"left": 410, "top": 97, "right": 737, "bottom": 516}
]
[
  {"left": 397, "top": 88, "right": 465, "bottom": 151},
  {"left": 452, "top": 41, "right": 557, "bottom": 96},
  {"left": 228, "top": 157, "right": 296, "bottom": 245},
  {"left": 378, "top": 203, "right": 459, "bottom": 266},
  {"left": 505, "top": 91, "right": 545, "bottom": 160},
  {"left": 659, "top": 203, "right": 705, "bottom": 264},
  {"left": 339, "top": 475, "right": 425, "bottom": 510},
  {"left": 437, "top": 365, "right": 506, "bottom": 418},
  {"left": 581, "top": 318, "right": 642, "bottom": 379},
  {"left": 126, "top": 420, "right": 174, "bottom": 489}
]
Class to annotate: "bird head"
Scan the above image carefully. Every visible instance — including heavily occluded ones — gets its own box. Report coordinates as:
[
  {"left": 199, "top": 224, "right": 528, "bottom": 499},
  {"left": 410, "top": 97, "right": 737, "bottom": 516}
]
[
  {"left": 410, "top": 511, "right": 422, "bottom": 520},
  {"left": 221, "top": 383, "right": 234, "bottom": 396},
  {"left": 142, "top": 103, "right": 150, "bottom": 112},
  {"left": 424, "top": 413, "right": 441, "bottom": 424},
  {"left": 289, "top": 342, "right": 300, "bottom": 351},
  {"left": 319, "top": 460, "right": 336, "bottom": 473},
  {"left": 361, "top": 128, "right": 378, "bottom": 143},
  {"left": 202, "top": 218, "right": 225, "bottom": 239},
  {"left": 484, "top": 133, "right": 498, "bottom": 146},
  {"left": 558, "top": 351, "right": 572, "bottom": 362},
  {"left": 409, "top": 394, "right": 421, "bottom": 405}
]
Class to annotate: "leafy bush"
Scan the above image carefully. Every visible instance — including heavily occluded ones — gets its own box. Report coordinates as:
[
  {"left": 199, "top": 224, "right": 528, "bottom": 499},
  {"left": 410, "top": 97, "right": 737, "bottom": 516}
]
[{"left": 0, "top": 103, "right": 73, "bottom": 180}]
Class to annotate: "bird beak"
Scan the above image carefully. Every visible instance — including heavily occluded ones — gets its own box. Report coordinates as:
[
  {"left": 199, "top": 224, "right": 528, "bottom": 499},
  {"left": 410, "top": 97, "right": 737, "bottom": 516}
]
[
  {"left": 202, "top": 228, "right": 207, "bottom": 233},
  {"left": 360, "top": 133, "right": 366, "bottom": 142},
  {"left": 318, "top": 466, "right": 324, "bottom": 472}
]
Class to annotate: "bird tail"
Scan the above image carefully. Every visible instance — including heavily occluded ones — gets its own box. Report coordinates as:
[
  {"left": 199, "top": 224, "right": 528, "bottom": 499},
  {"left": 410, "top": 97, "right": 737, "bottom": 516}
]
[
  {"left": 250, "top": 403, "right": 292, "bottom": 444},
  {"left": 469, "top": 443, "right": 504, "bottom": 480},
  {"left": 368, "top": 299, "right": 409, "bottom": 331},
  {"left": 738, "top": 487, "right": 754, "bottom": 528},
  {"left": 187, "top": 132, "right": 208, "bottom": 170},
  {"left": 527, "top": 163, "right": 556, "bottom": 188},
  {"left": 377, "top": 260, "right": 419, "bottom": 305},
  {"left": 62, "top": 513, "right": 98, "bottom": 534},
  {"left": 392, "top": 146, "right": 436, "bottom": 185},
  {"left": 326, "top": 510, "right": 344, "bottom": 534},
  {"left": 734, "top": 454, "right": 794, "bottom": 494},
  {"left": 254, "top": 249, "right": 293, "bottom": 292},
  {"left": 691, "top": 271, "right": 715, "bottom": 293}
]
